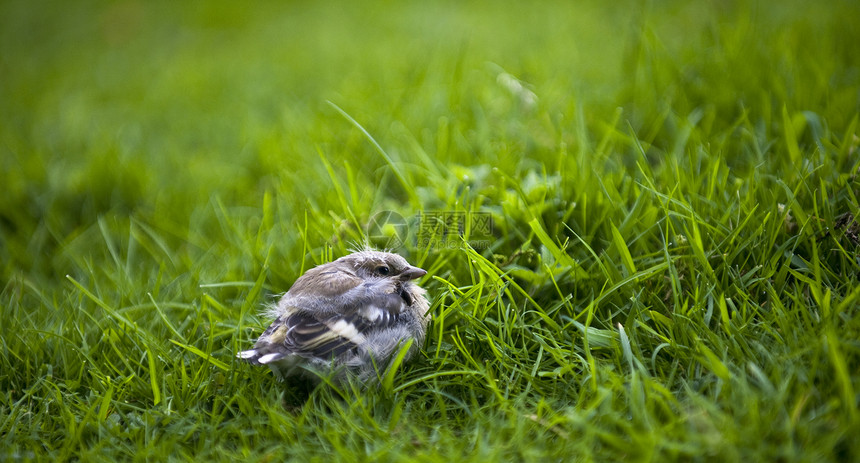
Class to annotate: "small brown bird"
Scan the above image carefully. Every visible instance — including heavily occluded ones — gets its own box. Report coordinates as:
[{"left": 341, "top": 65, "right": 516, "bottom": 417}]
[{"left": 237, "top": 249, "right": 430, "bottom": 383}]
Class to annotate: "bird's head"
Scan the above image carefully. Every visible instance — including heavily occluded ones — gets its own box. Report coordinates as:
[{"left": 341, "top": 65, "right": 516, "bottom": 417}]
[{"left": 338, "top": 250, "right": 427, "bottom": 282}]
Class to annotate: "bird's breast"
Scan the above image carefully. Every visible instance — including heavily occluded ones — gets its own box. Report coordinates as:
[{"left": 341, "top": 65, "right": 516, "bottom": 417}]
[{"left": 398, "top": 284, "right": 414, "bottom": 306}]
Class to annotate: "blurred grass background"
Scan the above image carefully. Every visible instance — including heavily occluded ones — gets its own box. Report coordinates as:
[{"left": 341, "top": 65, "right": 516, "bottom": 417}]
[{"left": 2, "top": 0, "right": 859, "bottom": 461}]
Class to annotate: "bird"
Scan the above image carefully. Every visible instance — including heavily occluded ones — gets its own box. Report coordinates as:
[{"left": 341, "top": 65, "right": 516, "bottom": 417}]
[{"left": 237, "top": 249, "right": 430, "bottom": 383}]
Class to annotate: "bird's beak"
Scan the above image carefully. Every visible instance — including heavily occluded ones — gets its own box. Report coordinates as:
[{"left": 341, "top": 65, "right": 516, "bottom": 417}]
[{"left": 399, "top": 266, "right": 427, "bottom": 281}]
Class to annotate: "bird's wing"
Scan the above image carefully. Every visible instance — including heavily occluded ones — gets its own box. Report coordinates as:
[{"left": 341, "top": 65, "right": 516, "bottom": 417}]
[
  {"left": 240, "top": 281, "right": 410, "bottom": 364},
  {"left": 237, "top": 310, "right": 358, "bottom": 364},
  {"left": 284, "top": 281, "right": 409, "bottom": 354},
  {"left": 264, "top": 311, "right": 360, "bottom": 358}
]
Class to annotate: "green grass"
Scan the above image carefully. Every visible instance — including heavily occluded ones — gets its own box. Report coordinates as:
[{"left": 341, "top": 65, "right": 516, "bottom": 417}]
[{"left": 2, "top": 0, "right": 859, "bottom": 461}]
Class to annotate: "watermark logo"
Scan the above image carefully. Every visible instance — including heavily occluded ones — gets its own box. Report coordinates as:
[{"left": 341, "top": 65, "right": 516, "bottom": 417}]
[
  {"left": 366, "top": 210, "right": 408, "bottom": 249},
  {"left": 366, "top": 210, "right": 494, "bottom": 250}
]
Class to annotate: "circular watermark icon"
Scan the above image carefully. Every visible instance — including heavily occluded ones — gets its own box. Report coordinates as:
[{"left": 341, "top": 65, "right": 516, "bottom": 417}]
[{"left": 366, "top": 210, "right": 407, "bottom": 249}]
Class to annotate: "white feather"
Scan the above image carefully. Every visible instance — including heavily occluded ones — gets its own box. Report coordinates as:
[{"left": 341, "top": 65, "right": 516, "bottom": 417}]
[
  {"left": 258, "top": 353, "right": 284, "bottom": 364},
  {"left": 329, "top": 319, "right": 366, "bottom": 343},
  {"left": 359, "top": 305, "right": 383, "bottom": 322}
]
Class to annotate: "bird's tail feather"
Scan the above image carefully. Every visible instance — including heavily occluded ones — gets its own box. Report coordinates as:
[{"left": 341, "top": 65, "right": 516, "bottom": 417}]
[{"left": 236, "top": 349, "right": 286, "bottom": 365}]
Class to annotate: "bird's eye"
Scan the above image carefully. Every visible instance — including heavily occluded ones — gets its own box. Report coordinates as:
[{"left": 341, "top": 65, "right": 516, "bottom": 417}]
[{"left": 377, "top": 265, "right": 390, "bottom": 275}]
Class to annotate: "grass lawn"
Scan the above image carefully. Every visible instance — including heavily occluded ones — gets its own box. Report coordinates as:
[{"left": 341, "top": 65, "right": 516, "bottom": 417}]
[{"left": 2, "top": 0, "right": 859, "bottom": 460}]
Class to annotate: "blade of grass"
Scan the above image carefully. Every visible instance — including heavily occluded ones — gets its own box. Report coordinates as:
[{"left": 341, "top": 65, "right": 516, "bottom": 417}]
[{"left": 169, "top": 340, "right": 229, "bottom": 372}]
